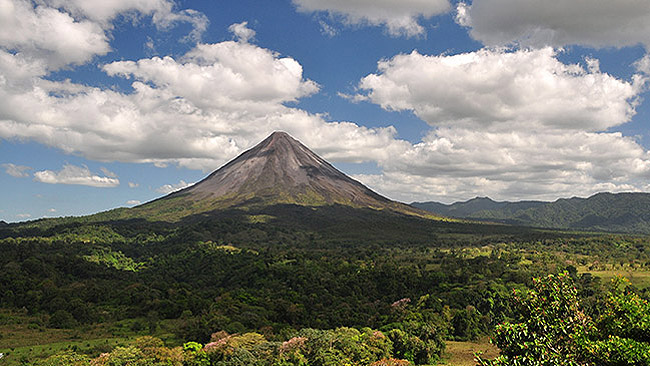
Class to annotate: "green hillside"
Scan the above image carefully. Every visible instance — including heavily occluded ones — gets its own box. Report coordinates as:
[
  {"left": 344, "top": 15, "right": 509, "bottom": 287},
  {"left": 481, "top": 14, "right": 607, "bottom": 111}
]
[{"left": 414, "top": 192, "right": 650, "bottom": 234}]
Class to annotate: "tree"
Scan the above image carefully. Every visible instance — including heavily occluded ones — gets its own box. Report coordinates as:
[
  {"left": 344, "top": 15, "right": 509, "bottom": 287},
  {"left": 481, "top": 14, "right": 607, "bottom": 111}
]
[
  {"left": 477, "top": 273, "right": 650, "bottom": 366},
  {"left": 451, "top": 306, "right": 483, "bottom": 341},
  {"left": 48, "top": 310, "right": 77, "bottom": 329},
  {"left": 584, "top": 277, "right": 650, "bottom": 366}
]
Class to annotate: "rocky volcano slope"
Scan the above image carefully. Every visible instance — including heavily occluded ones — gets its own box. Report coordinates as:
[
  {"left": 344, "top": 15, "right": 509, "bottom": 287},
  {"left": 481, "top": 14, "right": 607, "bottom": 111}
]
[{"left": 130, "top": 131, "right": 431, "bottom": 221}]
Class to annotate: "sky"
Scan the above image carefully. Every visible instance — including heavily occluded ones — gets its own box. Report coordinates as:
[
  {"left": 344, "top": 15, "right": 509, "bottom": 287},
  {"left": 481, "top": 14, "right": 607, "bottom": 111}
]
[{"left": 2, "top": 0, "right": 650, "bottom": 222}]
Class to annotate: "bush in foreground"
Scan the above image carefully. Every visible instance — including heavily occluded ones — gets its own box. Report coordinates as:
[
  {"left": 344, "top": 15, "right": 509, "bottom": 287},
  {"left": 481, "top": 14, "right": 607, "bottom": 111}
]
[{"left": 477, "top": 273, "right": 650, "bottom": 366}]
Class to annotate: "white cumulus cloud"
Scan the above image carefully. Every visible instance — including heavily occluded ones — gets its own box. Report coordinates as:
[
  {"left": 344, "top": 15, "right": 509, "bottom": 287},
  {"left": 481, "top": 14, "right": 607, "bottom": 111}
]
[
  {"left": 369, "top": 129, "right": 650, "bottom": 203},
  {"left": 0, "top": 0, "right": 109, "bottom": 72},
  {"left": 636, "top": 54, "right": 650, "bottom": 75},
  {"left": 293, "top": 0, "right": 450, "bottom": 37},
  {"left": 156, "top": 180, "right": 193, "bottom": 194},
  {"left": 4, "top": 3, "right": 649, "bottom": 205},
  {"left": 356, "top": 48, "right": 643, "bottom": 132},
  {"left": 457, "top": 0, "right": 650, "bottom": 49},
  {"left": 104, "top": 40, "right": 320, "bottom": 112},
  {"left": 0, "top": 28, "right": 406, "bottom": 172},
  {"left": 350, "top": 47, "right": 650, "bottom": 202},
  {"left": 2, "top": 163, "right": 31, "bottom": 177},
  {"left": 0, "top": 4, "right": 412, "bottom": 175},
  {"left": 34, "top": 164, "right": 120, "bottom": 187},
  {"left": 100, "top": 167, "right": 118, "bottom": 178},
  {"left": 228, "top": 21, "right": 256, "bottom": 43},
  {"left": 0, "top": 0, "right": 206, "bottom": 77},
  {"left": 47, "top": 0, "right": 208, "bottom": 42},
  {"left": 126, "top": 200, "right": 141, "bottom": 205}
]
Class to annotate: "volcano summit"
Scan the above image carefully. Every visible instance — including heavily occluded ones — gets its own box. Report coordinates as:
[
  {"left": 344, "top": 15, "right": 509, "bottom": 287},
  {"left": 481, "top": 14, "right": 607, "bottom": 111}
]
[{"left": 130, "top": 131, "right": 427, "bottom": 221}]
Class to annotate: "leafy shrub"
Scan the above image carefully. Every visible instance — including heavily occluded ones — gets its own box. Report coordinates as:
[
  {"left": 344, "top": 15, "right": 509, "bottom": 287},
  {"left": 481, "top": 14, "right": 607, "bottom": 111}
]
[
  {"left": 183, "top": 341, "right": 203, "bottom": 353},
  {"left": 49, "top": 310, "right": 77, "bottom": 329},
  {"left": 33, "top": 351, "right": 89, "bottom": 366},
  {"left": 597, "top": 277, "right": 650, "bottom": 342},
  {"left": 477, "top": 273, "right": 650, "bottom": 366}
]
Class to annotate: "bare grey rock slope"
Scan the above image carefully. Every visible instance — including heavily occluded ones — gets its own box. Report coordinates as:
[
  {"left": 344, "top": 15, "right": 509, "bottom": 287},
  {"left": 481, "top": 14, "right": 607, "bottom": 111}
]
[{"left": 156, "top": 131, "right": 426, "bottom": 216}]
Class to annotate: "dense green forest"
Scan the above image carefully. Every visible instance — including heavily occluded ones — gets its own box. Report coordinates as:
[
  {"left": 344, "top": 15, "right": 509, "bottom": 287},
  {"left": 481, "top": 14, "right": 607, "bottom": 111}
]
[{"left": 1, "top": 207, "right": 649, "bottom": 365}]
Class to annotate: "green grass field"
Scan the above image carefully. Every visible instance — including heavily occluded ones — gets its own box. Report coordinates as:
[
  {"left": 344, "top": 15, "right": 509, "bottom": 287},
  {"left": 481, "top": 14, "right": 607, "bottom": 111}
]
[
  {"left": 0, "top": 319, "right": 132, "bottom": 365},
  {"left": 0, "top": 337, "right": 130, "bottom": 365},
  {"left": 578, "top": 268, "right": 650, "bottom": 289},
  {"left": 440, "top": 338, "right": 499, "bottom": 365},
  {"left": 0, "top": 311, "right": 184, "bottom": 365}
]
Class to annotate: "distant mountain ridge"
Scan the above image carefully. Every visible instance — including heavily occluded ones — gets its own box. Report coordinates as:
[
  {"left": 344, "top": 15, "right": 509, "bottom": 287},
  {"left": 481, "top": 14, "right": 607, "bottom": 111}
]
[
  {"left": 413, "top": 197, "right": 545, "bottom": 219},
  {"left": 412, "top": 192, "right": 650, "bottom": 233}
]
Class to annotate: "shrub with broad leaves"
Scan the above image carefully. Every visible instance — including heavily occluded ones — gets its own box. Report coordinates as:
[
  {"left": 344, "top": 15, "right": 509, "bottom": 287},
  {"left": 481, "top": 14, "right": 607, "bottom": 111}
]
[{"left": 477, "top": 273, "right": 650, "bottom": 366}]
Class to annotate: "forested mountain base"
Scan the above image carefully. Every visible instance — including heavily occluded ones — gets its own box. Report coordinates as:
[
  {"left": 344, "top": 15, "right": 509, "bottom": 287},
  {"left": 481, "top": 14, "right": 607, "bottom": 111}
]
[{"left": 1, "top": 210, "right": 649, "bottom": 365}]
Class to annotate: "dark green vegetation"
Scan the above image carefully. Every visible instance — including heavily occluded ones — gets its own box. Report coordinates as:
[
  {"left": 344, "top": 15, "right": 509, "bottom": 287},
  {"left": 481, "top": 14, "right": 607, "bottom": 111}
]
[
  {"left": 413, "top": 192, "right": 650, "bottom": 234},
  {"left": 2, "top": 205, "right": 650, "bottom": 365}
]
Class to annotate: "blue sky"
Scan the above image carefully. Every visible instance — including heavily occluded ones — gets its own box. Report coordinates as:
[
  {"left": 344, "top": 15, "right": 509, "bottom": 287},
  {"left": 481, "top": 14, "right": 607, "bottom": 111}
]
[{"left": 2, "top": 0, "right": 650, "bottom": 222}]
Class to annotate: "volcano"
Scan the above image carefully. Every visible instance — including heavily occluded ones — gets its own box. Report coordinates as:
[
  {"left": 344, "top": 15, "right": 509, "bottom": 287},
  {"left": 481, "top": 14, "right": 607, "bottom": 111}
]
[{"left": 133, "top": 131, "right": 428, "bottom": 220}]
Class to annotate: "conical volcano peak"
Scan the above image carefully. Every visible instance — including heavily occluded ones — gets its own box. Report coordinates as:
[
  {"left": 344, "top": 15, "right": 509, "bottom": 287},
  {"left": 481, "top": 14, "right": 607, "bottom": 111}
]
[
  {"left": 177, "top": 131, "right": 353, "bottom": 201},
  {"left": 145, "top": 131, "right": 428, "bottom": 218},
  {"left": 244, "top": 131, "right": 326, "bottom": 168},
  {"left": 253, "top": 131, "right": 294, "bottom": 151},
  {"left": 265, "top": 130, "right": 293, "bottom": 143}
]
